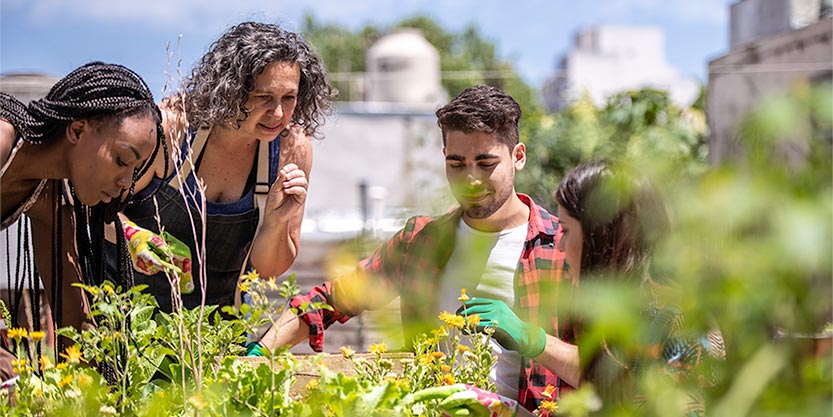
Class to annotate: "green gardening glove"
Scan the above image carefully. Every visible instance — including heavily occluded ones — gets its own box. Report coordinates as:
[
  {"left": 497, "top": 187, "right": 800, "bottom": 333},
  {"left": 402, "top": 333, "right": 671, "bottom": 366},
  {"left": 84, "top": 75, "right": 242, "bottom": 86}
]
[
  {"left": 245, "top": 342, "right": 264, "bottom": 357},
  {"left": 411, "top": 384, "right": 518, "bottom": 417},
  {"left": 457, "top": 298, "right": 546, "bottom": 358}
]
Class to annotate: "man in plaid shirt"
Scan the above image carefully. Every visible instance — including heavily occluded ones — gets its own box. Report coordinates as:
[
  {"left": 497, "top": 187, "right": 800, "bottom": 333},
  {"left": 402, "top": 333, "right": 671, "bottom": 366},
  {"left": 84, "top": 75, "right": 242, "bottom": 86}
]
[{"left": 259, "top": 85, "right": 579, "bottom": 413}]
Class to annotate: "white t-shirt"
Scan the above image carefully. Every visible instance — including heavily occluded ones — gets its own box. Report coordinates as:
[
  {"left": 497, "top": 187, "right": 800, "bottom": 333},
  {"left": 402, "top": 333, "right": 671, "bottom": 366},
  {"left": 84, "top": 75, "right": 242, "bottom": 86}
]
[{"left": 438, "top": 219, "right": 528, "bottom": 400}]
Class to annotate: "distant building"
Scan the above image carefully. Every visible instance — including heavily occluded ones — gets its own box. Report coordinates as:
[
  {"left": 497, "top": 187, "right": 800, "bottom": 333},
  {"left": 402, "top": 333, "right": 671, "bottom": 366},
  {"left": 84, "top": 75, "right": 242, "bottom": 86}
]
[
  {"left": 707, "top": 0, "right": 832, "bottom": 163},
  {"left": 302, "top": 29, "right": 451, "bottom": 240},
  {"left": 0, "top": 73, "right": 59, "bottom": 103},
  {"left": 542, "top": 25, "right": 700, "bottom": 112}
]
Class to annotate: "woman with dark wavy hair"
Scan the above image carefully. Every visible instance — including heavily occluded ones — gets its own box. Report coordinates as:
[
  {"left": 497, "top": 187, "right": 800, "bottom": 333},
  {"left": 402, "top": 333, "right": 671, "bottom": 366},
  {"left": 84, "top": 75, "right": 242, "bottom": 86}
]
[
  {"left": 106, "top": 22, "right": 336, "bottom": 312},
  {"left": 0, "top": 61, "right": 165, "bottom": 382}
]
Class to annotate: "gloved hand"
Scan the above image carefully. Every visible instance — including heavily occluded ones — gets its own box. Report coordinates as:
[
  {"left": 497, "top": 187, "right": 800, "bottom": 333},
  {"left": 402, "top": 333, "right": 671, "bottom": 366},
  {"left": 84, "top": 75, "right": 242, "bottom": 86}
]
[
  {"left": 412, "top": 384, "right": 518, "bottom": 417},
  {"left": 457, "top": 298, "right": 546, "bottom": 358},
  {"left": 244, "top": 342, "right": 264, "bottom": 357},
  {"left": 122, "top": 219, "right": 194, "bottom": 293}
]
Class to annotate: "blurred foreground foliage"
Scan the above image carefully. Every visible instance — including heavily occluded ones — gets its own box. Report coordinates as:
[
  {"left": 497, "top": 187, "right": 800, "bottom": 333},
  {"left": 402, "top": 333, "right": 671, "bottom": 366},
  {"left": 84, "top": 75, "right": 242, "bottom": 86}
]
[{"left": 550, "top": 82, "right": 832, "bottom": 417}]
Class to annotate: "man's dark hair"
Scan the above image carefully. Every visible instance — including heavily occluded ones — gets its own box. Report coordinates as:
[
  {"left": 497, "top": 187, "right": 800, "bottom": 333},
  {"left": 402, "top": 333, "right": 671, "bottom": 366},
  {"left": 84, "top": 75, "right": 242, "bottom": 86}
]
[{"left": 435, "top": 85, "right": 521, "bottom": 150}]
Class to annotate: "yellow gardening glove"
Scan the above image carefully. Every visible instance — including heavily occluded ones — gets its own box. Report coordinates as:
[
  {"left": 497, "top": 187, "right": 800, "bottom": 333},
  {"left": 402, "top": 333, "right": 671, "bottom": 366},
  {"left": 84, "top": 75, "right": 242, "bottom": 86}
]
[{"left": 122, "top": 219, "right": 194, "bottom": 293}]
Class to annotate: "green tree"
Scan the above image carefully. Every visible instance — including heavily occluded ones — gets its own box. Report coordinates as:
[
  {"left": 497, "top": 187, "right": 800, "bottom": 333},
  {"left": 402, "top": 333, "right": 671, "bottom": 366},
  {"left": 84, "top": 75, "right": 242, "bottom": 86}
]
[
  {"left": 300, "top": 13, "right": 543, "bottom": 118},
  {"left": 517, "top": 88, "right": 708, "bottom": 209}
]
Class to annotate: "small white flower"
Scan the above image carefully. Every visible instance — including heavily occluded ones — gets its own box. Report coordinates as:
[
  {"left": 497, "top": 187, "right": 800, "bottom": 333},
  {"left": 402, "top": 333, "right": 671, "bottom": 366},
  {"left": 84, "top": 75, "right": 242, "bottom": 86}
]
[{"left": 99, "top": 405, "right": 118, "bottom": 415}]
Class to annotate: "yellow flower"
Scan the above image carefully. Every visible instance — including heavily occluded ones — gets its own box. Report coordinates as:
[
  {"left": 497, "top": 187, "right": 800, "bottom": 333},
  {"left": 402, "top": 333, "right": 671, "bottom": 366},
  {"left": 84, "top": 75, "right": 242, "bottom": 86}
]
[
  {"left": 458, "top": 288, "right": 470, "bottom": 302},
  {"left": 56, "top": 363, "right": 68, "bottom": 370},
  {"left": 7, "top": 327, "right": 28, "bottom": 341},
  {"left": 12, "top": 359, "right": 27, "bottom": 374},
  {"left": 539, "top": 400, "right": 559, "bottom": 413},
  {"left": 430, "top": 351, "right": 446, "bottom": 360},
  {"left": 431, "top": 326, "right": 449, "bottom": 338},
  {"left": 245, "top": 269, "right": 260, "bottom": 281},
  {"left": 237, "top": 281, "right": 250, "bottom": 293},
  {"left": 466, "top": 314, "right": 481, "bottom": 327},
  {"left": 340, "top": 345, "right": 355, "bottom": 358},
  {"left": 438, "top": 311, "right": 465, "bottom": 329},
  {"left": 103, "top": 284, "right": 115, "bottom": 295},
  {"left": 29, "top": 331, "right": 45, "bottom": 342},
  {"left": 39, "top": 356, "right": 52, "bottom": 370},
  {"left": 33, "top": 389, "right": 43, "bottom": 397},
  {"left": 419, "top": 354, "right": 432, "bottom": 365},
  {"left": 76, "top": 374, "right": 93, "bottom": 387},
  {"left": 266, "top": 277, "right": 278, "bottom": 291},
  {"left": 456, "top": 345, "right": 471, "bottom": 354},
  {"left": 441, "top": 374, "right": 456, "bottom": 385},
  {"left": 188, "top": 393, "right": 208, "bottom": 411},
  {"left": 305, "top": 378, "right": 319, "bottom": 391},
  {"left": 542, "top": 384, "right": 557, "bottom": 400},
  {"left": 369, "top": 342, "right": 388, "bottom": 355},
  {"left": 441, "top": 365, "right": 451, "bottom": 373},
  {"left": 87, "top": 287, "right": 99, "bottom": 296},
  {"left": 58, "top": 375, "right": 73, "bottom": 388},
  {"left": 59, "top": 345, "right": 85, "bottom": 364}
]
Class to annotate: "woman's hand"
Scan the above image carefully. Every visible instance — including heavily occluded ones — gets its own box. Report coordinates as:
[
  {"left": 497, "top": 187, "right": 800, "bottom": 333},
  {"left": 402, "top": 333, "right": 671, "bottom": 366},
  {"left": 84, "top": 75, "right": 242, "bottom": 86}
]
[{"left": 264, "top": 162, "right": 308, "bottom": 226}]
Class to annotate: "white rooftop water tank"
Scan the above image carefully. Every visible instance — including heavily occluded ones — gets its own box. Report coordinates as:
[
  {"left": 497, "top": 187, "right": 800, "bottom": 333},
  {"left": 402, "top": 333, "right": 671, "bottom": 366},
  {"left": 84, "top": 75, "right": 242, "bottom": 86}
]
[{"left": 365, "top": 28, "right": 442, "bottom": 104}]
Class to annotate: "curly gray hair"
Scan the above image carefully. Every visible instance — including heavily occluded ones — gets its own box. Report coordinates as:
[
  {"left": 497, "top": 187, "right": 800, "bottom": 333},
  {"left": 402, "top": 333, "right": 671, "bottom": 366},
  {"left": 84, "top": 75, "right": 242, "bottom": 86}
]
[{"left": 180, "top": 21, "right": 335, "bottom": 138}]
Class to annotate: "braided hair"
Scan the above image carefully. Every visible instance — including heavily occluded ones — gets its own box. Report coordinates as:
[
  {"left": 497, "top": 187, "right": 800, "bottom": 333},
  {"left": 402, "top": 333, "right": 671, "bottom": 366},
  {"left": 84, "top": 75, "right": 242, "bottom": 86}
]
[{"left": 1, "top": 62, "right": 167, "bottom": 380}]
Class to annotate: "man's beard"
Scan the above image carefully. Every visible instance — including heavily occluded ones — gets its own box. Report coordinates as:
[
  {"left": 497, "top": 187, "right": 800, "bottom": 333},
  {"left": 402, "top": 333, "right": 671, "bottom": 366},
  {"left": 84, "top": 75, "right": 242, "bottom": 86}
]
[{"left": 462, "top": 188, "right": 512, "bottom": 219}]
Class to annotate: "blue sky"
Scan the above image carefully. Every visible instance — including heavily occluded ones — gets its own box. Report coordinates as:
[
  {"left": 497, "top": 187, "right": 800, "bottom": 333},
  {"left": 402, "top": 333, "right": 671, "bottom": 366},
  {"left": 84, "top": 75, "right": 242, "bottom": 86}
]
[{"left": 1, "top": 0, "right": 733, "bottom": 97}]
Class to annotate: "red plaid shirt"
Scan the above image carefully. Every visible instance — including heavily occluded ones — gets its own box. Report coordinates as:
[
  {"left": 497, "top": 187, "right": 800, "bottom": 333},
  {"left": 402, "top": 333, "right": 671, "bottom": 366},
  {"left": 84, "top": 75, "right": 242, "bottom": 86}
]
[{"left": 291, "top": 194, "right": 575, "bottom": 413}]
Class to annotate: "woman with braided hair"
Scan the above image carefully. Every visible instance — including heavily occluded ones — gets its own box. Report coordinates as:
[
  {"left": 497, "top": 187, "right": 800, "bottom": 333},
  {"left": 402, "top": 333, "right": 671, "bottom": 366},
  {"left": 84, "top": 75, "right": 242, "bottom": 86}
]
[
  {"left": 105, "top": 21, "right": 335, "bottom": 313},
  {"left": 0, "top": 61, "right": 165, "bottom": 382}
]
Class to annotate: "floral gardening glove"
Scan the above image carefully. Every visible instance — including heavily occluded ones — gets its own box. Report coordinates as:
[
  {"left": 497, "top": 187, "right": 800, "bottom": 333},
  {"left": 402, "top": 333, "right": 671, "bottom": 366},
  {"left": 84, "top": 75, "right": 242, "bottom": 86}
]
[
  {"left": 412, "top": 384, "right": 518, "bottom": 417},
  {"left": 122, "top": 219, "right": 194, "bottom": 294},
  {"left": 457, "top": 298, "right": 546, "bottom": 358}
]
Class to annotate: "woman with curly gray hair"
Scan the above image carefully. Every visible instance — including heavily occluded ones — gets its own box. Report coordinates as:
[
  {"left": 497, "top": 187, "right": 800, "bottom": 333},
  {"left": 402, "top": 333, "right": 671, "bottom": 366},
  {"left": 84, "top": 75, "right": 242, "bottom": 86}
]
[{"left": 105, "top": 22, "right": 336, "bottom": 312}]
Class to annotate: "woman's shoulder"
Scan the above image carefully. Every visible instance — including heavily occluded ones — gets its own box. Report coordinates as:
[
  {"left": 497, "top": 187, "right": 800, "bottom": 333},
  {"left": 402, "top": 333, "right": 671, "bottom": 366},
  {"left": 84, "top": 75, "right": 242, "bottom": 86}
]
[
  {"left": 159, "top": 99, "right": 190, "bottom": 143},
  {"left": 278, "top": 125, "right": 312, "bottom": 168},
  {"left": 0, "top": 119, "right": 17, "bottom": 168}
]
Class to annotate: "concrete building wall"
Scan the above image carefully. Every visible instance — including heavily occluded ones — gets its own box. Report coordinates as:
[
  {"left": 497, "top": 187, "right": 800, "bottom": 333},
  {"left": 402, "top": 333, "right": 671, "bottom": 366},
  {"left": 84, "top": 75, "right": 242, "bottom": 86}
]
[
  {"left": 730, "top": 0, "right": 824, "bottom": 47},
  {"left": 707, "top": 17, "right": 832, "bottom": 163}
]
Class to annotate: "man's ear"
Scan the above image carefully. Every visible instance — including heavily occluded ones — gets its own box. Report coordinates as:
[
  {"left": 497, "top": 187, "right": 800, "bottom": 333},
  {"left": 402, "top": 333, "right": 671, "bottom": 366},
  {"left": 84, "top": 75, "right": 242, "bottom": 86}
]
[
  {"left": 513, "top": 143, "right": 526, "bottom": 170},
  {"left": 66, "top": 120, "right": 87, "bottom": 145}
]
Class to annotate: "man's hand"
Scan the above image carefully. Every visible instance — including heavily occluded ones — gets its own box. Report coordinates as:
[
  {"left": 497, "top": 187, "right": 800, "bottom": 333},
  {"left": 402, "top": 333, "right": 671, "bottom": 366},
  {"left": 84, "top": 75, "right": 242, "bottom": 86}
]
[
  {"left": 458, "top": 298, "right": 546, "bottom": 358},
  {"left": 412, "top": 384, "right": 518, "bottom": 417}
]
